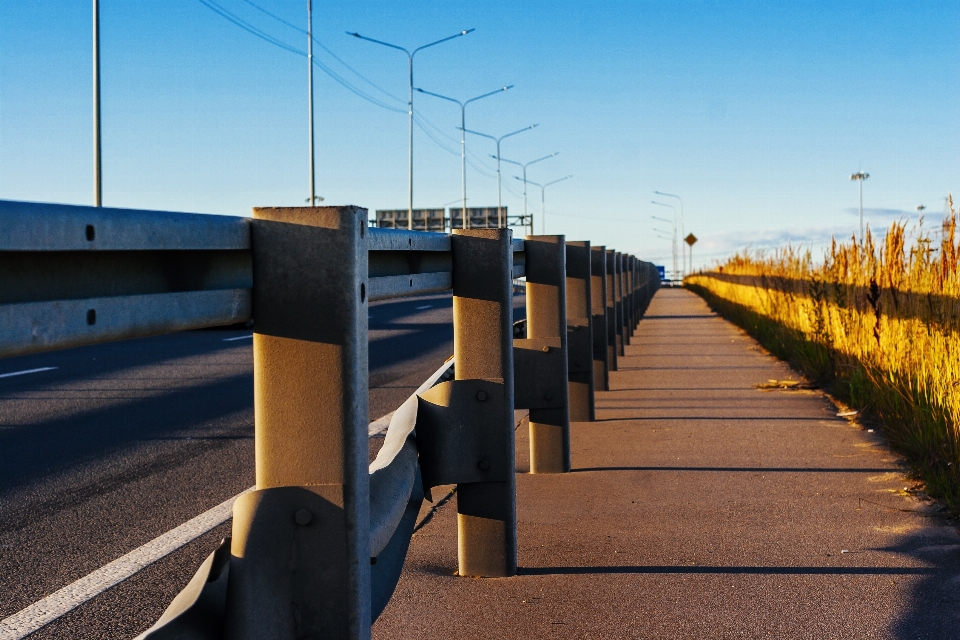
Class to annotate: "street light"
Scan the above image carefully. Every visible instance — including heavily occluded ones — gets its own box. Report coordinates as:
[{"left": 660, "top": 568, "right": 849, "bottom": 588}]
[
  {"left": 500, "top": 152, "right": 558, "bottom": 233},
  {"left": 651, "top": 201, "right": 679, "bottom": 280},
  {"left": 93, "top": 0, "right": 101, "bottom": 206},
  {"left": 654, "top": 191, "right": 684, "bottom": 276},
  {"left": 416, "top": 85, "right": 513, "bottom": 228},
  {"left": 850, "top": 171, "right": 870, "bottom": 242},
  {"left": 347, "top": 28, "right": 474, "bottom": 229},
  {"left": 463, "top": 124, "right": 537, "bottom": 227},
  {"left": 520, "top": 175, "right": 572, "bottom": 235}
]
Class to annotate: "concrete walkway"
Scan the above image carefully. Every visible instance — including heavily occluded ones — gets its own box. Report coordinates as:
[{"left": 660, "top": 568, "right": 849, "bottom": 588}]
[{"left": 374, "top": 288, "right": 960, "bottom": 639}]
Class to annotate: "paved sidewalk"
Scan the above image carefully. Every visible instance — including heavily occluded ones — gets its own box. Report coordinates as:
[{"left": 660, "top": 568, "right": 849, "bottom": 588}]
[{"left": 374, "top": 288, "right": 960, "bottom": 639}]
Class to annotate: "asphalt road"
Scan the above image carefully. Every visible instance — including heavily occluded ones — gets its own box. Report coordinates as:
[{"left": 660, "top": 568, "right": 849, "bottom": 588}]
[{"left": 0, "top": 292, "right": 524, "bottom": 639}]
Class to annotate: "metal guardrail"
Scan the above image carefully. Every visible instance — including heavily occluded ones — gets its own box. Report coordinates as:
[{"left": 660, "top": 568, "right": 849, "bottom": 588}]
[{"left": 0, "top": 200, "right": 659, "bottom": 639}]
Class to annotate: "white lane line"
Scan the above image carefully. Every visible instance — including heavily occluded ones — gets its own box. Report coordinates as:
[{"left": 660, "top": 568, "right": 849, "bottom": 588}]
[
  {"left": 415, "top": 305, "right": 432, "bottom": 310},
  {"left": 0, "top": 488, "right": 252, "bottom": 640},
  {"left": 0, "top": 367, "right": 57, "bottom": 380},
  {"left": 0, "top": 411, "right": 396, "bottom": 638},
  {"left": 222, "top": 335, "right": 252, "bottom": 342}
]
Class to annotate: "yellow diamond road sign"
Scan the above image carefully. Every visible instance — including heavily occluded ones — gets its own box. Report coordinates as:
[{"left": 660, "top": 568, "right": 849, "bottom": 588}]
[{"left": 684, "top": 233, "right": 697, "bottom": 246}]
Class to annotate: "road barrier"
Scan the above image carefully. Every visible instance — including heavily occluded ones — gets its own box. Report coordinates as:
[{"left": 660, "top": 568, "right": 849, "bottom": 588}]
[{"left": 0, "top": 200, "right": 659, "bottom": 639}]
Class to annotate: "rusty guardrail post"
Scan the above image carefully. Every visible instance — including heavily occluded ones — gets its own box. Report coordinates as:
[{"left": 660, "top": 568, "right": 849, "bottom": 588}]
[
  {"left": 448, "top": 228, "right": 516, "bottom": 577},
  {"left": 565, "top": 241, "right": 593, "bottom": 422},
  {"left": 605, "top": 249, "right": 618, "bottom": 372},
  {"left": 518, "top": 235, "right": 570, "bottom": 474},
  {"left": 226, "top": 206, "right": 370, "bottom": 640},
  {"left": 591, "top": 245, "right": 609, "bottom": 393}
]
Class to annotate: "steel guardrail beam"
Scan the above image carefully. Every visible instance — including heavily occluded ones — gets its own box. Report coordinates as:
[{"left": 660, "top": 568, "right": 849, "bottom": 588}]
[{"left": 0, "top": 200, "right": 252, "bottom": 359}]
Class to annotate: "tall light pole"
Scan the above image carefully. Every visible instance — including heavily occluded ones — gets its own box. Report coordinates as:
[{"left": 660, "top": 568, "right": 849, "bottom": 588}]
[
  {"left": 654, "top": 191, "right": 684, "bottom": 276},
  {"left": 307, "top": 1, "right": 317, "bottom": 206},
  {"left": 850, "top": 171, "right": 869, "bottom": 242},
  {"left": 652, "top": 201, "right": 678, "bottom": 280},
  {"left": 463, "top": 124, "right": 537, "bottom": 227},
  {"left": 348, "top": 29, "right": 474, "bottom": 229},
  {"left": 93, "top": 0, "right": 101, "bottom": 207},
  {"left": 416, "top": 85, "right": 512, "bottom": 228},
  {"left": 500, "top": 152, "right": 557, "bottom": 233},
  {"left": 522, "top": 175, "right": 572, "bottom": 234}
]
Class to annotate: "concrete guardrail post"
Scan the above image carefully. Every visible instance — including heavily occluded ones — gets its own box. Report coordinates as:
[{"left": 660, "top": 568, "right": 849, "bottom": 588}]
[
  {"left": 517, "top": 235, "right": 571, "bottom": 474},
  {"left": 226, "top": 206, "right": 371, "bottom": 640},
  {"left": 565, "top": 241, "right": 594, "bottom": 422},
  {"left": 590, "top": 245, "right": 609, "bottom": 393}
]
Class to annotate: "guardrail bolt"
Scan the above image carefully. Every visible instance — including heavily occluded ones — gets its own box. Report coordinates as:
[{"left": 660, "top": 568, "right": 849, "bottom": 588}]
[
  {"left": 478, "top": 460, "right": 490, "bottom": 470},
  {"left": 295, "top": 509, "right": 313, "bottom": 526},
  {"left": 476, "top": 390, "right": 488, "bottom": 402}
]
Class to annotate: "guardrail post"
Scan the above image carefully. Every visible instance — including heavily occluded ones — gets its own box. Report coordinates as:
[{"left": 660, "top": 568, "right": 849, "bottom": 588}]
[
  {"left": 591, "top": 245, "right": 609, "bottom": 393},
  {"left": 226, "top": 206, "right": 370, "bottom": 639},
  {"left": 629, "top": 256, "right": 637, "bottom": 331},
  {"left": 519, "top": 235, "right": 570, "bottom": 474},
  {"left": 450, "top": 228, "right": 517, "bottom": 577},
  {"left": 565, "top": 241, "right": 593, "bottom": 422},
  {"left": 613, "top": 251, "right": 627, "bottom": 356},
  {"left": 605, "top": 249, "right": 618, "bottom": 372},
  {"left": 622, "top": 254, "right": 632, "bottom": 347}
]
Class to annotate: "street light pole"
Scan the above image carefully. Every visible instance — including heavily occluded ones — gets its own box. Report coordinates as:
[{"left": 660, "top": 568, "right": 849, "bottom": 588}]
[
  {"left": 522, "top": 175, "right": 572, "bottom": 234},
  {"left": 307, "top": 0, "right": 316, "bottom": 207},
  {"left": 93, "top": 0, "right": 101, "bottom": 207},
  {"left": 501, "top": 152, "right": 558, "bottom": 234},
  {"left": 850, "top": 171, "right": 870, "bottom": 242},
  {"left": 464, "top": 124, "right": 537, "bottom": 227},
  {"left": 416, "top": 85, "right": 513, "bottom": 229},
  {"left": 654, "top": 191, "right": 684, "bottom": 276},
  {"left": 652, "top": 201, "right": 678, "bottom": 280},
  {"left": 348, "top": 29, "right": 474, "bottom": 229}
]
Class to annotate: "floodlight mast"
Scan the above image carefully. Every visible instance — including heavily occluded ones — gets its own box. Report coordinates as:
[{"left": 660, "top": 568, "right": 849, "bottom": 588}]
[
  {"left": 850, "top": 171, "right": 870, "bottom": 242},
  {"left": 348, "top": 28, "right": 474, "bottom": 229}
]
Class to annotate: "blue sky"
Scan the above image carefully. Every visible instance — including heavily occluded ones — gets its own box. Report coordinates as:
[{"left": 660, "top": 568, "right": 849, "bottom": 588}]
[{"left": 1, "top": 1, "right": 958, "bottom": 269}]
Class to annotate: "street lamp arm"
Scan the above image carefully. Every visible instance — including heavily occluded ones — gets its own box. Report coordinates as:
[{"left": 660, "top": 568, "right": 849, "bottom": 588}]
[
  {"left": 525, "top": 152, "right": 559, "bottom": 169},
  {"left": 500, "top": 157, "right": 524, "bottom": 167},
  {"left": 463, "top": 128, "right": 497, "bottom": 142},
  {"left": 526, "top": 179, "right": 544, "bottom": 189},
  {"left": 415, "top": 87, "right": 462, "bottom": 106},
  {"left": 544, "top": 175, "right": 572, "bottom": 188},
  {"left": 346, "top": 32, "right": 410, "bottom": 55},
  {"left": 412, "top": 28, "right": 474, "bottom": 56},
  {"left": 464, "top": 85, "right": 513, "bottom": 106},
  {"left": 500, "top": 124, "right": 537, "bottom": 142}
]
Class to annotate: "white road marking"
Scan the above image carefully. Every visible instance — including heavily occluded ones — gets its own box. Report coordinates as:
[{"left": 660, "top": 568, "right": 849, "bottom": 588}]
[
  {"left": 0, "top": 489, "right": 252, "bottom": 640},
  {"left": 0, "top": 367, "right": 57, "bottom": 380},
  {"left": 415, "top": 305, "right": 432, "bottom": 310},
  {"left": 221, "top": 335, "right": 252, "bottom": 342},
  {"left": 0, "top": 411, "right": 397, "bottom": 638}
]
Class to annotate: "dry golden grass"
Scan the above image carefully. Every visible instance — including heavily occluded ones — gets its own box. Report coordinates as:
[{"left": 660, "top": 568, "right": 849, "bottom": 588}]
[{"left": 686, "top": 197, "right": 960, "bottom": 510}]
